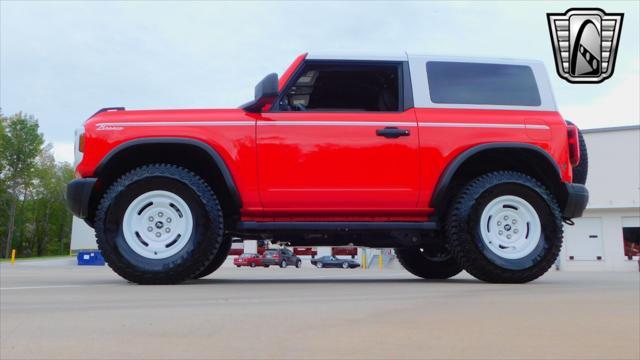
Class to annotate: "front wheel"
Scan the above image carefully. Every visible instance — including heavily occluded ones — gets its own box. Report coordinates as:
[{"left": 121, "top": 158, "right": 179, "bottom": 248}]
[
  {"left": 317, "top": 262, "right": 323, "bottom": 268},
  {"left": 250, "top": 262, "right": 256, "bottom": 268},
  {"left": 446, "top": 171, "right": 563, "bottom": 283},
  {"left": 95, "top": 164, "right": 223, "bottom": 285},
  {"left": 296, "top": 260, "right": 302, "bottom": 268},
  {"left": 342, "top": 262, "right": 349, "bottom": 269},
  {"left": 280, "top": 260, "right": 287, "bottom": 268}
]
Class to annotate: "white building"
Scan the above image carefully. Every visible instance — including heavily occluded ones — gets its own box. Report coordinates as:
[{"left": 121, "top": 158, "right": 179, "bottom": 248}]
[
  {"left": 71, "top": 125, "right": 640, "bottom": 271},
  {"left": 561, "top": 125, "right": 640, "bottom": 271}
]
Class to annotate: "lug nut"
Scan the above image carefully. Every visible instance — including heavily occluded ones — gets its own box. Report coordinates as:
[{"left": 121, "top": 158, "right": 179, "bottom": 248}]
[
  {"left": 155, "top": 232, "right": 161, "bottom": 238},
  {"left": 514, "top": 229, "right": 519, "bottom": 234},
  {"left": 166, "top": 217, "right": 172, "bottom": 223},
  {"left": 158, "top": 212, "right": 163, "bottom": 218},
  {"left": 507, "top": 234, "right": 512, "bottom": 239},
  {"left": 148, "top": 216, "right": 154, "bottom": 222},
  {"left": 499, "top": 230, "right": 504, "bottom": 235},
  {"left": 147, "top": 226, "right": 153, "bottom": 232},
  {"left": 165, "top": 228, "right": 171, "bottom": 233},
  {"left": 497, "top": 221, "right": 502, "bottom": 226},
  {"left": 504, "top": 215, "right": 509, "bottom": 220},
  {"left": 512, "top": 219, "right": 517, "bottom": 224}
]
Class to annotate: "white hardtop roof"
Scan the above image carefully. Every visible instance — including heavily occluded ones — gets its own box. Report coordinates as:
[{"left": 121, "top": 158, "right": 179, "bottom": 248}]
[{"left": 306, "top": 52, "right": 544, "bottom": 65}]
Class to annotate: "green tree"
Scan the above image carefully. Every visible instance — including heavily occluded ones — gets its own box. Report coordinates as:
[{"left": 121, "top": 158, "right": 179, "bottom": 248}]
[{"left": 0, "top": 112, "right": 44, "bottom": 258}]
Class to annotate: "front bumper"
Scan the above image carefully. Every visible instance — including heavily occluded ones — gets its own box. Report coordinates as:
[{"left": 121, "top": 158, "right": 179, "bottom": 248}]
[
  {"left": 563, "top": 183, "right": 589, "bottom": 218},
  {"left": 66, "top": 178, "right": 97, "bottom": 219}
]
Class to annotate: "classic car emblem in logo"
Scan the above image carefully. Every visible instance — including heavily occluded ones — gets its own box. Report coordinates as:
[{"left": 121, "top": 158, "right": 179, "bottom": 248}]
[{"left": 547, "top": 8, "right": 623, "bottom": 83}]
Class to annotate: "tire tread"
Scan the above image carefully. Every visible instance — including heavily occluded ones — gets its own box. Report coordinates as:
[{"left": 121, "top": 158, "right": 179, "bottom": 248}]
[
  {"left": 95, "top": 164, "right": 223, "bottom": 284},
  {"left": 446, "top": 171, "right": 563, "bottom": 283}
]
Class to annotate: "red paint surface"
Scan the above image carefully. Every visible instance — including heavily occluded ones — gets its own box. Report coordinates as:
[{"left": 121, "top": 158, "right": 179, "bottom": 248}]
[{"left": 77, "top": 57, "right": 573, "bottom": 223}]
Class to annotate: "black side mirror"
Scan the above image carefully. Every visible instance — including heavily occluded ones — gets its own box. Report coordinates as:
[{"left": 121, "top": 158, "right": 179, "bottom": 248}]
[{"left": 241, "top": 73, "right": 278, "bottom": 113}]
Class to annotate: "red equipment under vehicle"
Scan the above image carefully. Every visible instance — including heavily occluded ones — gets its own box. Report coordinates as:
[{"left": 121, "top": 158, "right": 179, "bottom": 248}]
[
  {"left": 66, "top": 52, "right": 589, "bottom": 285},
  {"left": 233, "top": 253, "right": 265, "bottom": 268}
]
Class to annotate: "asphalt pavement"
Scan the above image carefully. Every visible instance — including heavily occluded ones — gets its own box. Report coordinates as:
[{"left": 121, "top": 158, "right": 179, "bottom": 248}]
[{"left": 1, "top": 258, "right": 639, "bottom": 359}]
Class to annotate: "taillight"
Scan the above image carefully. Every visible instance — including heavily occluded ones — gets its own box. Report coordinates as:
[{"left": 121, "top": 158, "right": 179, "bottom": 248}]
[{"left": 567, "top": 124, "right": 581, "bottom": 167}]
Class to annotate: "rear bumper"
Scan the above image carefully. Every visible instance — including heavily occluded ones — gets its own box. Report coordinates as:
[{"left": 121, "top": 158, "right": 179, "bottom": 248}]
[
  {"left": 65, "top": 178, "right": 97, "bottom": 219},
  {"left": 563, "top": 183, "right": 589, "bottom": 218}
]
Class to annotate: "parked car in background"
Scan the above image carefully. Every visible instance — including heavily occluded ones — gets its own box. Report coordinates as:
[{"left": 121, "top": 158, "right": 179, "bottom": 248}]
[
  {"left": 311, "top": 256, "right": 360, "bottom": 269},
  {"left": 262, "top": 248, "right": 302, "bottom": 268},
  {"left": 233, "top": 253, "right": 265, "bottom": 268}
]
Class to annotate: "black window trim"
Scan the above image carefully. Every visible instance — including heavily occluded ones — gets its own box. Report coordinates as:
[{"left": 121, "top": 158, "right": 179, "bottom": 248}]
[{"left": 270, "top": 59, "right": 413, "bottom": 113}]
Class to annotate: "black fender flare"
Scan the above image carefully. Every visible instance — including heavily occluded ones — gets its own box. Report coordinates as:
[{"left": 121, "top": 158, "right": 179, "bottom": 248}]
[
  {"left": 430, "top": 142, "right": 562, "bottom": 212},
  {"left": 94, "top": 137, "right": 242, "bottom": 209}
]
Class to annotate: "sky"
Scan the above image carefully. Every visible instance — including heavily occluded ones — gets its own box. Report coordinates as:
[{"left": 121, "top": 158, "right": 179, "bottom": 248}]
[{"left": 1, "top": 0, "right": 638, "bottom": 164}]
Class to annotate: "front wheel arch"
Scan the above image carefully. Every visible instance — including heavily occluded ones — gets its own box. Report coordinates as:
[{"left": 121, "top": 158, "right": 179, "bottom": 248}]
[{"left": 88, "top": 138, "right": 242, "bottom": 227}]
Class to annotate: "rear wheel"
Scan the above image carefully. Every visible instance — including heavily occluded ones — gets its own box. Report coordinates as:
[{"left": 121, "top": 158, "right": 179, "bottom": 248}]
[
  {"left": 191, "top": 236, "right": 232, "bottom": 279},
  {"left": 317, "top": 262, "right": 323, "bottom": 268},
  {"left": 395, "top": 242, "right": 462, "bottom": 279},
  {"left": 280, "top": 260, "right": 287, "bottom": 268},
  {"left": 296, "top": 260, "right": 302, "bottom": 268},
  {"left": 446, "top": 171, "right": 563, "bottom": 283},
  {"left": 250, "top": 262, "right": 256, "bottom": 268},
  {"left": 342, "top": 261, "right": 349, "bottom": 269},
  {"left": 95, "top": 164, "right": 223, "bottom": 285}
]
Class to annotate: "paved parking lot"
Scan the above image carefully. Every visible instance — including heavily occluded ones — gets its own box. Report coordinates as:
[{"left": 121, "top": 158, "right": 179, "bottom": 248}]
[{"left": 1, "top": 258, "right": 639, "bottom": 360}]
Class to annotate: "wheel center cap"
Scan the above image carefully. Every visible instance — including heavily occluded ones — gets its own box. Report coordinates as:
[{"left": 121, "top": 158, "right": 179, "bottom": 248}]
[
  {"left": 504, "top": 224, "right": 512, "bottom": 231},
  {"left": 155, "top": 221, "right": 164, "bottom": 229}
]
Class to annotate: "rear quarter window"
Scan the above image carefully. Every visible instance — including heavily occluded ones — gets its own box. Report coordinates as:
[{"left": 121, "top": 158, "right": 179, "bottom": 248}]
[{"left": 426, "top": 61, "right": 541, "bottom": 106}]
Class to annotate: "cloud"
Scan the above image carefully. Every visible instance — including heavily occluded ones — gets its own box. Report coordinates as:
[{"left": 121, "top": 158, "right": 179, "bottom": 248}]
[
  {"left": 560, "top": 74, "right": 640, "bottom": 129},
  {"left": 1, "top": 1, "right": 638, "bottom": 147},
  {"left": 52, "top": 142, "right": 74, "bottom": 164}
]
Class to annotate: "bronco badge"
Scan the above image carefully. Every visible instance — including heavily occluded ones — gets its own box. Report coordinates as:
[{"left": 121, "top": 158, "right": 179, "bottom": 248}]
[{"left": 547, "top": 8, "right": 623, "bottom": 83}]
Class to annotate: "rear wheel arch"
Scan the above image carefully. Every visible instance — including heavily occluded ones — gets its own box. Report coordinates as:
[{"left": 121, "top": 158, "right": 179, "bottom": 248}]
[
  {"left": 88, "top": 138, "right": 241, "bottom": 226},
  {"left": 431, "top": 143, "right": 566, "bottom": 218}
]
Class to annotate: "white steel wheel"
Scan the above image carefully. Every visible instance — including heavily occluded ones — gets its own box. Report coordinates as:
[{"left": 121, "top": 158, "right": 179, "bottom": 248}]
[
  {"left": 122, "top": 190, "right": 194, "bottom": 260},
  {"left": 479, "top": 195, "right": 542, "bottom": 260}
]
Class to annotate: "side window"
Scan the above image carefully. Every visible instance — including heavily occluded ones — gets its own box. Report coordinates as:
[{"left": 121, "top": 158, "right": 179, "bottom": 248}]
[
  {"left": 278, "top": 63, "right": 400, "bottom": 112},
  {"left": 426, "top": 61, "right": 541, "bottom": 106}
]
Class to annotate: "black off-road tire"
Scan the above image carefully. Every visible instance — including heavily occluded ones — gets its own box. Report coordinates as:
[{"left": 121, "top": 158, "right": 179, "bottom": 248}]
[
  {"left": 191, "top": 236, "right": 232, "bottom": 279},
  {"left": 395, "top": 245, "right": 463, "bottom": 280},
  {"left": 446, "top": 171, "right": 563, "bottom": 283},
  {"left": 95, "top": 164, "right": 223, "bottom": 285},
  {"left": 566, "top": 120, "right": 588, "bottom": 185}
]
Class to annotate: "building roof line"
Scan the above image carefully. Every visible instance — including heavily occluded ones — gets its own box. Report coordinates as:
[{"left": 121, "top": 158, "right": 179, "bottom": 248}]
[{"left": 581, "top": 125, "right": 640, "bottom": 134}]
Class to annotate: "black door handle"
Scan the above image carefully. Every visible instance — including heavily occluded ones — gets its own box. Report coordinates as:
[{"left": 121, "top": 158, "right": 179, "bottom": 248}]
[{"left": 376, "top": 127, "right": 410, "bottom": 138}]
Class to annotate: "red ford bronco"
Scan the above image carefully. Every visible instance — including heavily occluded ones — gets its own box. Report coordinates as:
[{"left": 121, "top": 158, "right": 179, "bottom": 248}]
[{"left": 66, "top": 53, "right": 589, "bottom": 284}]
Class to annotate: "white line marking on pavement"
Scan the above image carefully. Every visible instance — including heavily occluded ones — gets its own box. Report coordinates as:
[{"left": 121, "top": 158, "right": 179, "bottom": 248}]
[{"left": 1, "top": 284, "right": 113, "bottom": 291}]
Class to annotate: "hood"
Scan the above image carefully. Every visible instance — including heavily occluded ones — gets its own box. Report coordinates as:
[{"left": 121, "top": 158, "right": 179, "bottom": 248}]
[{"left": 85, "top": 107, "right": 252, "bottom": 128}]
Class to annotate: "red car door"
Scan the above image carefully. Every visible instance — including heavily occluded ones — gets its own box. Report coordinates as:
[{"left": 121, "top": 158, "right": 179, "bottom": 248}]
[{"left": 256, "top": 61, "right": 421, "bottom": 220}]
